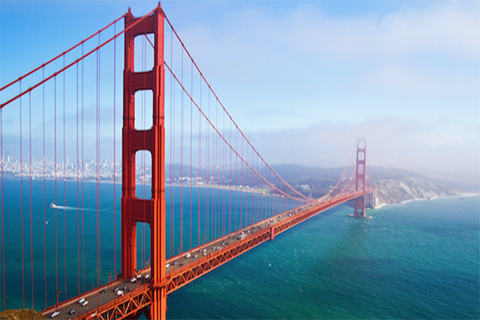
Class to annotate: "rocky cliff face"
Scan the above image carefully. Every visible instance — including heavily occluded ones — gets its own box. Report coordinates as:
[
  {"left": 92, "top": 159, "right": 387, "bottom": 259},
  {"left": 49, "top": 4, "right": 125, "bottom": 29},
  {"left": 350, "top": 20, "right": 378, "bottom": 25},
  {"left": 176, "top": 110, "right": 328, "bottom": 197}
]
[
  {"left": 374, "top": 177, "right": 459, "bottom": 206},
  {"left": 0, "top": 309, "right": 44, "bottom": 320}
]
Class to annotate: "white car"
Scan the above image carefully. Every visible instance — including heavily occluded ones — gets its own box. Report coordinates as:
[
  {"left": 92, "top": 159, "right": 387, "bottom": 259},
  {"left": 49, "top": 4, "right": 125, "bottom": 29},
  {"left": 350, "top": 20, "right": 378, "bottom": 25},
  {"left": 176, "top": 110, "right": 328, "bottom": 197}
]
[
  {"left": 116, "top": 290, "right": 124, "bottom": 296},
  {"left": 50, "top": 311, "right": 60, "bottom": 318},
  {"left": 130, "top": 277, "right": 137, "bottom": 283},
  {"left": 81, "top": 300, "right": 88, "bottom": 307},
  {"left": 78, "top": 298, "right": 85, "bottom": 304}
]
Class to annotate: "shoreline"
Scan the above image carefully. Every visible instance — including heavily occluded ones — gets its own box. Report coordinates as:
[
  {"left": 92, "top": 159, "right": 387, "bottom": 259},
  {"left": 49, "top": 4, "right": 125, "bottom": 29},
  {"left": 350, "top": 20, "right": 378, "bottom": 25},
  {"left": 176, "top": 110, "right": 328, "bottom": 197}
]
[{"left": 374, "top": 192, "right": 479, "bottom": 210}]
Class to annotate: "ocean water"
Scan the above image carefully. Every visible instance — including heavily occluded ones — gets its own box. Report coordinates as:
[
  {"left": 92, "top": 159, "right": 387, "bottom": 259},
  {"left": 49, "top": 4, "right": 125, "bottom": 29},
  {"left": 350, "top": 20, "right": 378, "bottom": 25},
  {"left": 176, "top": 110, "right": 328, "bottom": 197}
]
[
  {"left": 0, "top": 178, "right": 479, "bottom": 319},
  {"left": 165, "top": 195, "right": 480, "bottom": 319},
  {"left": 0, "top": 179, "right": 300, "bottom": 311}
]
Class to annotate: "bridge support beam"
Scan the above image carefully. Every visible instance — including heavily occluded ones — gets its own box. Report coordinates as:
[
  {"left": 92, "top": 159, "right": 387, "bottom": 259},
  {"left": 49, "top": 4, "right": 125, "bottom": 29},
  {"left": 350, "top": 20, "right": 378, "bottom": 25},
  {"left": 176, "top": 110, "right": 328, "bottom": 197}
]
[
  {"left": 349, "top": 139, "right": 371, "bottom": 219},
  {"left": 122, "top": 4, "right": 167, "bottom": 319},
  {"left": 270, "top": 227, "right": 275, "bottom": 240}
]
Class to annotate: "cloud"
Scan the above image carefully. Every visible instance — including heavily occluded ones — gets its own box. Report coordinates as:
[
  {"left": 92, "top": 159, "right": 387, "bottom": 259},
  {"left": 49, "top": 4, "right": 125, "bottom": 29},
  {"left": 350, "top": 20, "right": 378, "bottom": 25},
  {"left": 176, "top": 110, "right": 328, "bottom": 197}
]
[
  {"left": 164, "top": 1, "right": 479, "bottom": 180},
  {"left": 246, "top": 117, "right": 480, "bottom": 179},
  {"left": 179, "top": 2, "right": 479, "bottom": 71},
  {"left": 288, "top": 2, "right": 479, "bottom": 60},
  {"left": 172, "top": 1, "right": 479, "bottom": 129}
]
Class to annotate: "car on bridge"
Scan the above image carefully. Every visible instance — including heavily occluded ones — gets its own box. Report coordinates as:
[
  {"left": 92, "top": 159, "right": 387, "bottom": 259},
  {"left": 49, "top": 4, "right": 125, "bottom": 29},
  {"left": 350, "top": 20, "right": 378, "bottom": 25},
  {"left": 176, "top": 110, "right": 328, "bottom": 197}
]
[{"left": 50, "top": 311, "right": 60, "bottom": 318}]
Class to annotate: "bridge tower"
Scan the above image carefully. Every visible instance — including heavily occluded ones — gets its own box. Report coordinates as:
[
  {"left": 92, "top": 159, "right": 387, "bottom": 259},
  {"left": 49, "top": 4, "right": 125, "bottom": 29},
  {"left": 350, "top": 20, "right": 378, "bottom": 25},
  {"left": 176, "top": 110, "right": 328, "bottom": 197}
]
[
  {"left": 352, "top": 139, "right": 370, "bottom": 218},
  {"left": 121, "top": 4, "right": 167, "bottom": 319}
]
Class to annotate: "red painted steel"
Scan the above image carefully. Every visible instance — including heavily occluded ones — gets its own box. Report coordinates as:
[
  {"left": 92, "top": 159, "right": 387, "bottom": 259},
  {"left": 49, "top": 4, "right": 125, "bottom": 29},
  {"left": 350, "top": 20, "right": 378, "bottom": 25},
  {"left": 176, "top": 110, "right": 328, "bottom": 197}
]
[
  {"left": 353, "top": 139, "right": 368, "bottom": 218},
  {"left": 121, "top": 4, "right": 167, "bottom": 318},
  {"left": 42, "top": 189, "right": 372, "bottom": 320}
]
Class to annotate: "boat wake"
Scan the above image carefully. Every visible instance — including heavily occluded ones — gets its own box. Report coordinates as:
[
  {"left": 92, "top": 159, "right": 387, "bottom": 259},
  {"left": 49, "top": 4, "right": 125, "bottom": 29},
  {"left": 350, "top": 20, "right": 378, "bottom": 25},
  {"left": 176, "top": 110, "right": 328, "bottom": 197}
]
[{"left": 50, "top": 202, "right": 109, "bottom": 212}]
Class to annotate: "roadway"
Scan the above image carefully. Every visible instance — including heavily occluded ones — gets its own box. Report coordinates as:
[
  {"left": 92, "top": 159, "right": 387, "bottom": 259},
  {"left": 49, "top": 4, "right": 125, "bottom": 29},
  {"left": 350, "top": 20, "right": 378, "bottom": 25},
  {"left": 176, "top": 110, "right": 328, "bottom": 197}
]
[{"left": 42, "top": 191, "right": 371, "bottom": 319}]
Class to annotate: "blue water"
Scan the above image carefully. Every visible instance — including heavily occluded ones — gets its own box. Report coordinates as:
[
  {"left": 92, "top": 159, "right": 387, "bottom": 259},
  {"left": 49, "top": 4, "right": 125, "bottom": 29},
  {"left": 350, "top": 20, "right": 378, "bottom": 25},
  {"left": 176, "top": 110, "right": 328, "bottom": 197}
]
[
  {"left": 0, "top": 178, "right": 479, "bottom": 319},
  {"left": 165, "top": 196, "right": 480, "bottom": 319},
  {"left": 0, "top": 179, "right": 300, "bottom": 311}
]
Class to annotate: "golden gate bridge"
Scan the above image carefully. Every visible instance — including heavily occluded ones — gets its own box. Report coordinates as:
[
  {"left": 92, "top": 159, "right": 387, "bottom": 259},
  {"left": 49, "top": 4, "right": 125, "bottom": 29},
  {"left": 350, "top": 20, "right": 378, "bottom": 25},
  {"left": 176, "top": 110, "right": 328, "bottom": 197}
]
[{"left": 0, "top": 4, "right": 372, "bottom": 319}]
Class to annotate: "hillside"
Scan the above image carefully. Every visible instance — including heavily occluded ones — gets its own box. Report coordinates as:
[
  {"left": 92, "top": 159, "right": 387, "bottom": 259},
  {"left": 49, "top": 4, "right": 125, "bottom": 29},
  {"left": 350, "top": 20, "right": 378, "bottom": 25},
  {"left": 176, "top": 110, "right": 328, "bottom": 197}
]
[{"left": 271, "top": 164, "right": 472, "bottom": 207}]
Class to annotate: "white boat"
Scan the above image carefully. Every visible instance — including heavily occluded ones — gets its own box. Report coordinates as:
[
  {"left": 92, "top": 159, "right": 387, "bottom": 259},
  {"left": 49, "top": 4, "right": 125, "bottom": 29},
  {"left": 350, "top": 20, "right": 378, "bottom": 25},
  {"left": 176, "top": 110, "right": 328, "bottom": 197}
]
[{"left": 50, "top": 203, "right": 57, "bottom": 209}]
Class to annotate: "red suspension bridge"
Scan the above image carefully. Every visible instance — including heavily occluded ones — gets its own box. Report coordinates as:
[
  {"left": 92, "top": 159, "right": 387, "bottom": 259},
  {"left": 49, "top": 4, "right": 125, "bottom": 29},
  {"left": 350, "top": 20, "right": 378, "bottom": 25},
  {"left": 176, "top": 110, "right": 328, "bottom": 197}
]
[{"left": 0, "top": 4, "right": 373, "bottom": 319}]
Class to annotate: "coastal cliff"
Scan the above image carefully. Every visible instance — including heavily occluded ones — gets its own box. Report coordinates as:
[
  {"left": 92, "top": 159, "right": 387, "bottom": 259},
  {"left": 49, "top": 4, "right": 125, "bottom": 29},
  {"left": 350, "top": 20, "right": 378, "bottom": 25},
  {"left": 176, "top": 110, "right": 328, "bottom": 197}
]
[{"left": 373, "top": 177, "right": 460, "bottom": 207}]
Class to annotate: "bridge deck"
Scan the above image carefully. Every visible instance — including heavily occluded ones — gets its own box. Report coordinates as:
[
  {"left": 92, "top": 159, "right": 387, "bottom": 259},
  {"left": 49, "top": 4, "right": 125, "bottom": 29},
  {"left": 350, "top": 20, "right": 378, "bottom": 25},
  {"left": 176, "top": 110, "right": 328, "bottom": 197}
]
[{"left": 41, "top": 190, "right": 371, "bottom": 319}]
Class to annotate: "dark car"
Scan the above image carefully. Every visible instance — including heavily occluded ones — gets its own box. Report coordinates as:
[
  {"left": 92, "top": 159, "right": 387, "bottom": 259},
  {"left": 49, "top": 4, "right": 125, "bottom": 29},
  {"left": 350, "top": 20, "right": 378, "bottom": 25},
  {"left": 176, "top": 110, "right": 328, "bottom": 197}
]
[{"left": 69, "top": 309, "right": 76, "bottom": 315}]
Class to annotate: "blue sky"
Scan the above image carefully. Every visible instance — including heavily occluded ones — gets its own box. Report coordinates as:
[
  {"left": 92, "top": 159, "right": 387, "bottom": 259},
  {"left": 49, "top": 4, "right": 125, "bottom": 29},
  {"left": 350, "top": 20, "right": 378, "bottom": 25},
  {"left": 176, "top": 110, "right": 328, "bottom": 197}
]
[{"left": 1, "top": 1, "right": 479, "bottom": 183}]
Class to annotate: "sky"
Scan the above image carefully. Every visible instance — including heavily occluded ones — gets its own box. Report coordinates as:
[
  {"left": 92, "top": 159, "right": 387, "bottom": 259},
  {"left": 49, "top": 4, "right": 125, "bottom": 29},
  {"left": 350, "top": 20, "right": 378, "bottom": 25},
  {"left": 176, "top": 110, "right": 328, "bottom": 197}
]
[{"left": 0, "top": 0, "right": 479, "bottom": 184}]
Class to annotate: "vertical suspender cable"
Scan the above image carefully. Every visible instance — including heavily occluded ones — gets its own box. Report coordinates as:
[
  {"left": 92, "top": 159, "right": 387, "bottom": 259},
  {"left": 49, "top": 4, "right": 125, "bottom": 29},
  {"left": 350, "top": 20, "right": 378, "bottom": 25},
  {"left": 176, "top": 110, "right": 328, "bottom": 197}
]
[
  {"left": 180, "top": 50, "right": 184, "bottom": 254},
  {"left": 213, "top": 99, "right": 217, "bottom": 239},
  {"left": 213, "top": 94, "right": 216, "bottom": 238},
  {"left": 42, "top": 67, "right": 47, "bottom": 308},
  {"left": 245, "top": 145, "right": 249, "bottom": 227},
  {"left": 204, "top": 93, "right": 208, "bottom": 243},
  {"left": 97, "top": 33, "right": 102, "bottom": 286},
  {"left": 172, "top": 58, "right": 176, "bottom": 257},
  {"left": 96, "top": 40, "right": 99, "bottom": 287},
  {"left": 190, "top": 62, "right": 193, "bottom": 250},
  {"left": 169, "top": 30, "right": 174, "bottom": 257},
  {"left": 0, "top": 103, "right": 4, "bottom": 310},
  {"left": 20, "top": 81, "right": 25, "bottom": 308},
  {"left": 215, "top": 98, "right": 217, "bottom": 234},
  {"left": 54, "top": 76, "right": 58, "bottom": 306},
  {"left": 235, "top": 129, "right": 237, "bottom": 232},
  {"left": 81, "top": 43, "right": 85, "bottom": 293},
  {"left": 96, "top": 34, "right": 101, "bottom": 288},
  {"left": 229, "top": 121, "right": 232, "bottom": 234},
  {"left": 76, "top": 62, "right": 80, "bottom": 295},
  {"left": 206, "top": 91, "right": 210, "bottom": 242},
  {"left": 260, "top": 161, "right": 264, "bottom": 221},
  {"left": 222, "top": 110, "right": 226, "bottom": 236},
  {"left": 240, "top": 137, "right": 243, "bottom": 229},
  {"left": 63, "top": 56, "right": 67, "bottom": 300},
  {"left": 29, "top": 91, "right": 34, "bottom": 308},
  {"left": 198, "top": 78, "right": 201, "bottom": 247},
  {"left": 113, "top": 24, "right": 117, "bottom": 279}
]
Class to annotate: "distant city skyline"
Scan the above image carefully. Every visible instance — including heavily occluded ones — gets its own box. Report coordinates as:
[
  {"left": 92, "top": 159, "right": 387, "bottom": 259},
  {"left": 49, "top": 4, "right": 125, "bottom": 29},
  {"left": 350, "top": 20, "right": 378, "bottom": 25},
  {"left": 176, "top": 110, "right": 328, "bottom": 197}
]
[{"left": 1, "top": 1, "right": 478, "bottom": 184}]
